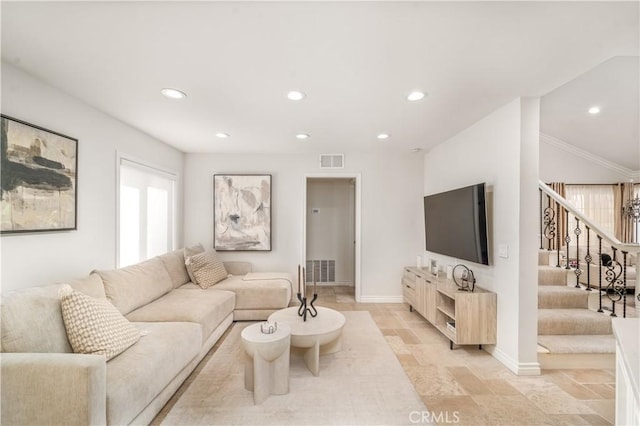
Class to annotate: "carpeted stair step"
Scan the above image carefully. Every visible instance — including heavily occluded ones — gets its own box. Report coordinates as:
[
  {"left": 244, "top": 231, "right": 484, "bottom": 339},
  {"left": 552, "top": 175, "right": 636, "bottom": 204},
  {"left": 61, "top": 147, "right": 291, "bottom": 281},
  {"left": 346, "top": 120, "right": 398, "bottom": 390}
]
[
  {"left": 538, "top": 334, "right": 615, "bottom": 354},
  {"left": 538, "top": 266, "right": 568, "bottom": 286},
  {"left": 538, "top": 309, "right": 612, "bottom": 335},
  {"left": 538, "top": 286, "right": 589, "bottom": 309},
  {"left": 538, "top": 249, "right": 560, "bottom": 266},
  {"left": 539, "top": 250, "right": 549, "bottom": 266}
]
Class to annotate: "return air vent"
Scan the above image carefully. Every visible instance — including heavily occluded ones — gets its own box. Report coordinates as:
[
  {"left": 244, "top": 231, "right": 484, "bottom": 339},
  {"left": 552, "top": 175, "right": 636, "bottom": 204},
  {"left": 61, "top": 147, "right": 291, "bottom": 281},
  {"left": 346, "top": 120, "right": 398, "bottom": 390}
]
[
  {"left": 319, "top": 154, "right": 344, "bottom": 169},
  {"left": 305, "top": 260, "right": 336, "bottom": 283}
]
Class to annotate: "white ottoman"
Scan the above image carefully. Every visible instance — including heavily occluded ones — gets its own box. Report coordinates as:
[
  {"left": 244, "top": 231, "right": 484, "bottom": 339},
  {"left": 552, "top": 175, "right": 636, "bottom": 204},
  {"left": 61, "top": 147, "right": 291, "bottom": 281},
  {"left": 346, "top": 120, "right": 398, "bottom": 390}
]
[{"left": 241, "top": 322, "right": 291, "bottom": 404}]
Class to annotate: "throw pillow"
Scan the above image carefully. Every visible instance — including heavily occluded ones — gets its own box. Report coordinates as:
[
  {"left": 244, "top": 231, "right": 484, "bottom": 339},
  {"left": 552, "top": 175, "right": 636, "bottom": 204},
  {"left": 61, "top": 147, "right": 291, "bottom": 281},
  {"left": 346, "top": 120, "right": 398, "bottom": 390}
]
[
  {"left": 184, "top": 243, "right": 205, "bottom": 283},
  {"left": 188, "top": 250, "right": 228, "bottom": 289},
  {"left": 59, "top": 286, "right": 140, "bottom": 360}
]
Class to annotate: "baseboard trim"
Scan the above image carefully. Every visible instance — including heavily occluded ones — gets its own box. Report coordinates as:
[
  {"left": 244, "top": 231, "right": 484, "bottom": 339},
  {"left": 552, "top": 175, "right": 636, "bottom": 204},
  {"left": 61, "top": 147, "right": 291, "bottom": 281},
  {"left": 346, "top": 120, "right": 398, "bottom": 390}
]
[
  {"left": 486, "top": 345, "right": 541, "bottom": 376},
  {"left": 358, "top": 296, "right": 404, "bottom": 303}
]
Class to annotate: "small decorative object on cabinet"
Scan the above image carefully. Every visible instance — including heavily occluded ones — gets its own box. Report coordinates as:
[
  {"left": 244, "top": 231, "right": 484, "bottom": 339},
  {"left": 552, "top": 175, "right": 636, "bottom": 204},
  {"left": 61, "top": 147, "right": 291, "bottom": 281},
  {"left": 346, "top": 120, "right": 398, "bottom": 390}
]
[
  {"left": 401, "top": 266, "right": 496, "bottom": 349},
  {"left": 452, "top": 264, "right": 476, "bottom": 292}
]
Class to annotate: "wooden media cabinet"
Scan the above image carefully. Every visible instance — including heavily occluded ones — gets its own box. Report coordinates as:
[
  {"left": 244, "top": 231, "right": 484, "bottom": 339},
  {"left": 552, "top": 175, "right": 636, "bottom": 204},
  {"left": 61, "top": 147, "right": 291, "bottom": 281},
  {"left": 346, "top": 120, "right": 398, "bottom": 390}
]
[{"left": 402, "top": 266, "right": 497, "bottom": 349}]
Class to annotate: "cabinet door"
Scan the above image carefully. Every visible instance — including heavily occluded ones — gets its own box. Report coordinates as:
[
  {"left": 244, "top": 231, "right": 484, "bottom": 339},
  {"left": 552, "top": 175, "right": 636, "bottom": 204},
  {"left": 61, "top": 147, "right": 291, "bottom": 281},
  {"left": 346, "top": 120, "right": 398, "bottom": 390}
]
[
  {"left": 424, "top": 279, "right": 437, "bottom": 324},
  {"left": 415, "top": 276, "right": 426, "bottom": 316}
]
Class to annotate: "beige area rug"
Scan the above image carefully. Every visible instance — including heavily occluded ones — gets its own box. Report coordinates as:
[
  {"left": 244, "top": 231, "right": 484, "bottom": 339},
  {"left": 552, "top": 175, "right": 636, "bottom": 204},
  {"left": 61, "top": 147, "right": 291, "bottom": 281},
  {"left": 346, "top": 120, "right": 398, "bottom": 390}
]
[{"left": 160, "top": 311, "right": 429, "bottom": 425}]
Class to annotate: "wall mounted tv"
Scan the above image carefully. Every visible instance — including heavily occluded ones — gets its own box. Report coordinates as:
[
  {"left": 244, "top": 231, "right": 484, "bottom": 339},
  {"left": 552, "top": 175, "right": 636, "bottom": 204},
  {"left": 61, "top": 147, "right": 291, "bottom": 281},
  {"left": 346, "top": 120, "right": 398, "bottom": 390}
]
[{"left": 423, "top": 183, "right": 489, "bottom": 265}]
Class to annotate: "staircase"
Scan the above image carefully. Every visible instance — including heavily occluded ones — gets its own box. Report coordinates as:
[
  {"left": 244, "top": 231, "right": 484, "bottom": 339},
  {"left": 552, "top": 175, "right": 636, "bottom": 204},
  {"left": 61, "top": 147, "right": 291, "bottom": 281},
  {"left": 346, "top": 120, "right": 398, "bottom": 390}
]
[{"left": 537, "top": 250, "right": 615, "bottom": 369}]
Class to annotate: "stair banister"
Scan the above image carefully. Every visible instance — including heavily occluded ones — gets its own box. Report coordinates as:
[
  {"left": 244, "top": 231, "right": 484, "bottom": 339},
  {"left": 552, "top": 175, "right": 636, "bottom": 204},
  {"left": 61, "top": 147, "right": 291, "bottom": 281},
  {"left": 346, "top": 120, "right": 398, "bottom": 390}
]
[{"left": 539, "top": 180, "right": 639, "bottom": 253}]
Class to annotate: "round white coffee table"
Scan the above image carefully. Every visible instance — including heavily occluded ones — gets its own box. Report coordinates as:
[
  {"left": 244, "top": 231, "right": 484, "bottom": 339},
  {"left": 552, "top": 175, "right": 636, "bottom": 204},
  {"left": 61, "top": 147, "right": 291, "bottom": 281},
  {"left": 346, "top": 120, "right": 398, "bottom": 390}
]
[
  {"left": 241, "top": 322, "right": 291, "bottom": 404},
  {"left": 268, "top": 306, "right": 345, "bottom": 376}
]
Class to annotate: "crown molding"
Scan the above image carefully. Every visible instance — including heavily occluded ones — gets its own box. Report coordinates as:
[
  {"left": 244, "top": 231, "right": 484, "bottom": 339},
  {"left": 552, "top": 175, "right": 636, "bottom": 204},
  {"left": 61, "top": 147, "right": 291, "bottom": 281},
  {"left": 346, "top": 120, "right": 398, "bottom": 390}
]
[{"left": 540, "top": 133, "right": 640, "bottom": 181}]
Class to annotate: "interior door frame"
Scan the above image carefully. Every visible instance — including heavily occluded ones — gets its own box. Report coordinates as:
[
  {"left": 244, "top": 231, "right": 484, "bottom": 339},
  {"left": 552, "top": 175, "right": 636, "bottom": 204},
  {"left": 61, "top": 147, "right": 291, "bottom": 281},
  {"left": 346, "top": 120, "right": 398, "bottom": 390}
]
[{"left": 302, "top": 173, "right": 362, "bottom": 302}]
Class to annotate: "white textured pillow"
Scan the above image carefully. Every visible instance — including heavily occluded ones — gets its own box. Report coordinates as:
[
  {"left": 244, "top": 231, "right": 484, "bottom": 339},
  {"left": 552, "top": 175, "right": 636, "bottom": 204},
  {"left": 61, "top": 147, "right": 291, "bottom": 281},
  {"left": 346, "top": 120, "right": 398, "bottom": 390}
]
[
  {"left": 184, "top": 244, "right": 205, "bottom": 283},
  {"left": 60, "top": 286, "right": 140, "bottom": 360},
  {"left": 187, "top": 250, "right": 228, "bottom": 289}
]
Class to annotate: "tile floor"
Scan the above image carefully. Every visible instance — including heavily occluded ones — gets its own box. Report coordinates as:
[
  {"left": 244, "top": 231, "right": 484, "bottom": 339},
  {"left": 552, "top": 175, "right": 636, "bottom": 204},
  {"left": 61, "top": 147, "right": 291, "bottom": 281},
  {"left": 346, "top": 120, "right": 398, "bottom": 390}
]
[{"left": 154, "top": 285, "right": 617, "bottom": 425}]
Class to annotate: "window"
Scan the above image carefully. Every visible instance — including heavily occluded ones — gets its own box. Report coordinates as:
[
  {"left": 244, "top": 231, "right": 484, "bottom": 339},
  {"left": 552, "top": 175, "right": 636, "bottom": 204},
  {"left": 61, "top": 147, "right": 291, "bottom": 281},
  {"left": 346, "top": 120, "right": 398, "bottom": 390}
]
[
  {"left": 564, "top": 185, "right": 615, "bottom": 236},
  {"left": 118, "top": 158, "right": 176, "bottom": 267}
]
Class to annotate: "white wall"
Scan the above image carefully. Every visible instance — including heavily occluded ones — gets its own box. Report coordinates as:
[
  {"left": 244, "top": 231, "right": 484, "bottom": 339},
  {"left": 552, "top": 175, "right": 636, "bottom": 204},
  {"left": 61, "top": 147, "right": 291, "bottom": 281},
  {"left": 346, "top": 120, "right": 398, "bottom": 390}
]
[
  {"left": 1, "top": 62, "right": 184, "bottom": 292},
  {"left": 540, "top": 137, "right": 633, "bottom": 183},
  {"left": 307, "top": 179, "right": 355, "bottom": 284},
  {"left": 184, "top": 151, "right": 423, "bottom": 300},
  {"left": 423, "top": 98, "right": 540, "bottom": 375}
]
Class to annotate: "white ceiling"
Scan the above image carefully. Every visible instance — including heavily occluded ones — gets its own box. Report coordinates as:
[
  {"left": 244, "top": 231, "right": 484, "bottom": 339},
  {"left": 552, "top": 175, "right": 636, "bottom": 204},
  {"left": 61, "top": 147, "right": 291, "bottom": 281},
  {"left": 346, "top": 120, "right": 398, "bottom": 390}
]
[
  {"left": 1, "top": 2, "right": 639, "bottom": 165},
  {"left": 541, "top": 56, "right": 639, "bottom": 171}
]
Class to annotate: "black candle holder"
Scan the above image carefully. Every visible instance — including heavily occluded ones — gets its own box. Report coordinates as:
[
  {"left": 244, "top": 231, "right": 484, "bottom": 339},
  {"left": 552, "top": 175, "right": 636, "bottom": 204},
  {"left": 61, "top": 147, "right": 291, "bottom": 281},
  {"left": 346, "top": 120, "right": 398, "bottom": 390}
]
[
  {"left": 297, "top": 265, "right": 318, "bottom": 322},
  {"left": 297, "top": 291, "right": 318, "bottom": 322}
]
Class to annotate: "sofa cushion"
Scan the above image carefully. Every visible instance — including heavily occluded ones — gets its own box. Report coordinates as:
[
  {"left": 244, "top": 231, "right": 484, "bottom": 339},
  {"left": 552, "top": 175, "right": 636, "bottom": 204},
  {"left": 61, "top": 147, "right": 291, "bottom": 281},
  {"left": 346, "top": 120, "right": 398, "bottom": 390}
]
[
  {"left": 60, "top": 287, "right": 140, "bottom": 361},
  {"left": 181, "top": 275, "right": 292, "bottom": 310},
  {"left": 65, "top": 273, "right": 107, "bottom": 299},
  {"left": 106, "top": 321, "right": 201, "bottom": 426},
  {"left": 1, "top": 284, "right": 73, "bottom": 353},
  {"left": 158, "top": 249, "right": 191, "bottom": 289},
  {"left": 125, "top": 289, "right": 235, "bottom": 343},
  {"left": 187, "top": 250, "right": 228, "bottom": 288},
  {"left": 184, "top": 243, "right": 205, "bottom": 283},
  {"left": 94, "top": 257, "right": 173, "bottom": 315}
]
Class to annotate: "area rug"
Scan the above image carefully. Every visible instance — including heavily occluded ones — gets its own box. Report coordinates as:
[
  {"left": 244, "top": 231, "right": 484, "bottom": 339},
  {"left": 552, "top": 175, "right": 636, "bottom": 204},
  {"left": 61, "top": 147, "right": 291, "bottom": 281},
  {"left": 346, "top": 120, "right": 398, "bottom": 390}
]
[{"left": 160, "top": 311, "right": 429, "bottom": 425}]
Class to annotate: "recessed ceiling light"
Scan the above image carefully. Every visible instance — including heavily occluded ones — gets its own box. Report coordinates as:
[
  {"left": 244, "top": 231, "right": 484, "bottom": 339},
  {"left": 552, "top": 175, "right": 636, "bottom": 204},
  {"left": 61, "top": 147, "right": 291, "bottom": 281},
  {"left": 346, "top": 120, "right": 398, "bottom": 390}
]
[
  {"left": 287, "top": 91, "right": 306, "bottom": 101},
  {"left": 215, "top": 132, "right": 230, "bottom": 139},
  {"left": 407, "top": 91, "right": 426, "bottom": 101},
  {"left": 377, "top": 133, "right": 390, "bottom": 140},
  {"left": 411, "top": 148, "right": 422, "bottom": 153},
  {"left": 160, "top": 88, "right": 187, "bottom": 99},
  {"left": 296, "top": 133, "right": 310, "bottom": 140},
  {"left": 588, "top": 106, "right": 601, "bottom": 115}
]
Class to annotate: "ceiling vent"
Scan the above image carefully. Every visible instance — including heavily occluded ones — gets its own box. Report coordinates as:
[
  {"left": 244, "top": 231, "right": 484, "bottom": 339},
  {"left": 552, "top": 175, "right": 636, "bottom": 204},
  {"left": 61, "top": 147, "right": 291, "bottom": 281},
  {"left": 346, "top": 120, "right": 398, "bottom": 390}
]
[{"left": 319, "top": 154, "right": 344, "bottom": 169}]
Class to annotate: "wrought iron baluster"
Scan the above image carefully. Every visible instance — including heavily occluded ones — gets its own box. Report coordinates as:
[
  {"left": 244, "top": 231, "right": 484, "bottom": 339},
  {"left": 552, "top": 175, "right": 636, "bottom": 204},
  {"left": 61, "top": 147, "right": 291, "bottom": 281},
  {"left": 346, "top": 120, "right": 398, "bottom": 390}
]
[
  {"left": 574, "top": 217, "right": 581, "bottom": 288},
  {"left": 584, "top": 226, "right": 592, "bottom": 291},
  {"left": 564, "top": 210, "right": 571, "bottom": 270},
  {"left": 543, "top": 197, "right": 556, "bottom": 253},
  {"left": 606, "top": 247, "right": 623, "bottom": 317},
  {"left": 556, "top": 201, "right": 561, "bottom": 267},
  {"left": 597, "top": 236, "right": 603, "bottom": 312},
  {"left": 622, "top": 251, "right": 627, "bottom": 318}
]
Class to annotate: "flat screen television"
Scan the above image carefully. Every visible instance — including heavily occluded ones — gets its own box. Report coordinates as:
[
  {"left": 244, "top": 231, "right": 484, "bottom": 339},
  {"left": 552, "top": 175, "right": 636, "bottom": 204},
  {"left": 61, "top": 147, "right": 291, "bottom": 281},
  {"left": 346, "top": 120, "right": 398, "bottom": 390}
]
[{"left": 423, "top": 183, "right": 489, "bottom": 265}]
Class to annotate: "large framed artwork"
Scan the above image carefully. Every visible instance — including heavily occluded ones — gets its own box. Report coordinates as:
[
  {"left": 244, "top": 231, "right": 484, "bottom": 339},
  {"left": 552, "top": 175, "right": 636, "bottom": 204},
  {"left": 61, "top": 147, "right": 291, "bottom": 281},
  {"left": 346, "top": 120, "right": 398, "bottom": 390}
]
[
  {"left": 214, "top": 174, "right": 271, "bottom": 251},
  {"left": 1, "top": 115, "right": 78, "bottom": 234}
]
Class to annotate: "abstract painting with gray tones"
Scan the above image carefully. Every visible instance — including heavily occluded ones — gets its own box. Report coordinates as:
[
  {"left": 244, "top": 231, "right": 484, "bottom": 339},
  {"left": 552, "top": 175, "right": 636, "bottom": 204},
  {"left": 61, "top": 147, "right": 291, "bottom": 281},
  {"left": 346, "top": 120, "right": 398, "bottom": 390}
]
[
  {"left": 214, "top": 174, "right": 271, "bottom": 251},
  {"left": 1, "top": 116, "right": 78, "bottom": 233}
]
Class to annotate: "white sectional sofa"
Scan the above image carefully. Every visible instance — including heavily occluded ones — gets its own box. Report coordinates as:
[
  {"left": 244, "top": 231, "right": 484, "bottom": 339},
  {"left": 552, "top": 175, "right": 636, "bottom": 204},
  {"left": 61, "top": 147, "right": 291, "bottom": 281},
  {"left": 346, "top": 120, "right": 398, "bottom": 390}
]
[{"left": 0, "top": 247, "right": 294, "bottom": 425}]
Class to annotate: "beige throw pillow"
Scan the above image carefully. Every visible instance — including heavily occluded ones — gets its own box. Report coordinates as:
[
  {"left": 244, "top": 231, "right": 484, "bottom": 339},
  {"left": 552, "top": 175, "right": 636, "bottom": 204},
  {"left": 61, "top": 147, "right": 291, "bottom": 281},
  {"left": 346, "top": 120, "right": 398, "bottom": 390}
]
[
  {"left": 184, "top": 244, "right": 205, "bottom": 283},
  {"left": 60, "top": 286, "right": 140, "bottom": 360},
  {"left": 187, "top": 250, "right": 228, "bottom": 289}
]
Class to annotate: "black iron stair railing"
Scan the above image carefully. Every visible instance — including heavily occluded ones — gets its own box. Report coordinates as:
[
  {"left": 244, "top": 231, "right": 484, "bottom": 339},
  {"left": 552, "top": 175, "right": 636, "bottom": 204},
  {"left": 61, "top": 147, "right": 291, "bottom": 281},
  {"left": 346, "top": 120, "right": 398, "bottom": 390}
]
[{"left": 538, "top": 181, "right": 639, "bottom": 318}]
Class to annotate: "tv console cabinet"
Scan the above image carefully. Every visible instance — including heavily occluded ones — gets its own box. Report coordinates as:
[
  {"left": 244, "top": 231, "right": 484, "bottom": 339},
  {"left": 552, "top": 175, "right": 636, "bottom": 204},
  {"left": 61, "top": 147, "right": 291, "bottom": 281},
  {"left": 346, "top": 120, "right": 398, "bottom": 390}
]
[{"left": 402, "top": 266, "right": 497, "bottom": 349}]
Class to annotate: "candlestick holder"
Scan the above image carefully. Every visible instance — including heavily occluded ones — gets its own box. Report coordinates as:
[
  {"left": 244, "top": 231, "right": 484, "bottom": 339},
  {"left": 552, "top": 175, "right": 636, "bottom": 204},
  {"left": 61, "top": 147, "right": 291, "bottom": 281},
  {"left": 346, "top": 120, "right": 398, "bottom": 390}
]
[
  {"left": 297, "top": 264, "right": 318, "bottom": 322},
  {"left": 297, "top": 291, "right": 318, "bottom": 322}
]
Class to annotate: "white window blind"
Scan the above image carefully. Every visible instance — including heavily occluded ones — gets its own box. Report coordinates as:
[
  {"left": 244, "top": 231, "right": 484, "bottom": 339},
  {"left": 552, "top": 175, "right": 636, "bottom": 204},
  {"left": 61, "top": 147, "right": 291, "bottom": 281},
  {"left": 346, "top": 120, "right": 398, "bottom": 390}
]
[{"left": 118, "top": 158, "right": 176, "bottom": 267}]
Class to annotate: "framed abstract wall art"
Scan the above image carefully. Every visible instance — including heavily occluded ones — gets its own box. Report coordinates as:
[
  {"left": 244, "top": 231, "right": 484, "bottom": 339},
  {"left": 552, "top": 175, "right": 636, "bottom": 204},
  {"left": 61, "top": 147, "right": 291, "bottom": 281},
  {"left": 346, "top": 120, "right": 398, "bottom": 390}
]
[
  {"left": 1, "top": 115, "right": 78, "bottom": 234},
  {"left": 213, "top": 174, "right": 271, "bottom": 251}
]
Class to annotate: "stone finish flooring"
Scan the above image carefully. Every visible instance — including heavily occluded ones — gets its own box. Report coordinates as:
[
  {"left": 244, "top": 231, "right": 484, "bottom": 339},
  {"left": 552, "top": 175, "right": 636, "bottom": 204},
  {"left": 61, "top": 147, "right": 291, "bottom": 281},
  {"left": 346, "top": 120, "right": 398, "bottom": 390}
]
[{"left": 154, "top": 285, "right": 616, "bottom": 425}]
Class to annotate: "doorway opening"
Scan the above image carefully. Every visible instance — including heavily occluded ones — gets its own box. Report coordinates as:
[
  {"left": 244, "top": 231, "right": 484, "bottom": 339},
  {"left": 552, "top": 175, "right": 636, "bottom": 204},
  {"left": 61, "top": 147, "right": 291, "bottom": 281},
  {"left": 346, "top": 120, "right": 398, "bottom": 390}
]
[{"left": 303, "top": 174, "right": 361, "bottom": 302}]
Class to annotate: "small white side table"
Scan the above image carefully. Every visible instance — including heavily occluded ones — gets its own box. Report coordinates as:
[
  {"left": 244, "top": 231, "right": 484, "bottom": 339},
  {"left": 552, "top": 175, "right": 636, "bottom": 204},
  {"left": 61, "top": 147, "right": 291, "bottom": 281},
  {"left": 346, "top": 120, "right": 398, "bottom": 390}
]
[{"left": 240, "top": 322, "right": 291, "bottom": 404}]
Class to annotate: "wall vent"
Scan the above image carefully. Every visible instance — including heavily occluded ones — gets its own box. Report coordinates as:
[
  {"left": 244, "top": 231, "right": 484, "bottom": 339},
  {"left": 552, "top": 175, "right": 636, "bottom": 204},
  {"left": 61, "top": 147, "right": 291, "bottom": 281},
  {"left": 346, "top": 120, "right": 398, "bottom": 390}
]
[
  {"left": 305, "top": 260, "right": 336, "bottom": 283},
  {"left": 319, "top": 154, "right": 344, "bottom": 169}
]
